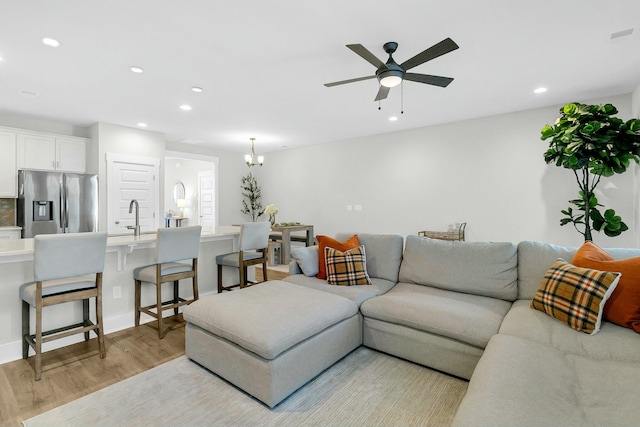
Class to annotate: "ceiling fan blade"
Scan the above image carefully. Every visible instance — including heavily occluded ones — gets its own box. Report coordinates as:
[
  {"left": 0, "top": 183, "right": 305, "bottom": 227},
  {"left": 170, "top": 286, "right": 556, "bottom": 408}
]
[
  {"left": 324, "top": 75, "right": 376, "bottom": 87},
  {"left": 374, "top": 85, "right": 390, "bottom": 101},
  {"left": 400, "top": 38, "right": 459, "bottom": 71},
  {"left": 404, "top": 73, "right": 454, "bottom": 87},
  {"left": 347, "top": 44, "right": 386, "bottom": 69}
]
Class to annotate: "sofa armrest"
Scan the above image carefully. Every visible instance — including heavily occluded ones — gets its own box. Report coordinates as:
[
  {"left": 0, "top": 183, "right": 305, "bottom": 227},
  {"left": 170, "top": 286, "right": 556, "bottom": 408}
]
[{"left": 289, "top": 260, "right": 303, "bottom": 275}]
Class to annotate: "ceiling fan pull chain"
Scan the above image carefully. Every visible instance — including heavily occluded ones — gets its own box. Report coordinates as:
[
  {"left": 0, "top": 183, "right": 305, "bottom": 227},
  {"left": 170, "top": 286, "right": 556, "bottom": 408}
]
[
  {"left": 401, "top": 80, "right": 404, "bottom": 115},
  {"left": 378, "top": 98, "right": 381, "bottom": 111}
]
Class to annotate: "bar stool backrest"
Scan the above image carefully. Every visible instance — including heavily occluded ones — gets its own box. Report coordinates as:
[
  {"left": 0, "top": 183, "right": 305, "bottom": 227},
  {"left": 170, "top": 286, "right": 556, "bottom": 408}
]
[
  {"left": 34, "top": 232, "right": 108, "bottom": 281},
  {"left": 239, "top": 222, "right": 270, "bottom": 251},
  {"left": 156, "top": 225, "right": 202, "bottom": 264}
]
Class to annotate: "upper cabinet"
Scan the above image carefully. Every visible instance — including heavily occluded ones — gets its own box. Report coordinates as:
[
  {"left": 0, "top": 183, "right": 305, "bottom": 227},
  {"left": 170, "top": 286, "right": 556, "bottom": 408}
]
[
  {"left": 0, "top": 130, "right": 17, "bottom": 197},
  {"left": 16, "top": 132, "right": 87, "bottom": 173}
]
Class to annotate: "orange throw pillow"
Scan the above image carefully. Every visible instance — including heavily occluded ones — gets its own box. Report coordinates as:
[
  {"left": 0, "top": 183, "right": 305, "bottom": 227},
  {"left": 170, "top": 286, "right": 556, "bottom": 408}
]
[
  {"left": 571, "top": 241, "right": 640, "bottom": 332},
  {"left": 316, "top": 234, "right": 360, "bottom": 280}
]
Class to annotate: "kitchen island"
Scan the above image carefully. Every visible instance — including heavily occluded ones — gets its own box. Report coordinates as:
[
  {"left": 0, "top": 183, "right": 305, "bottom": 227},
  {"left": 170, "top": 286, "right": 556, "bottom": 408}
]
[{"left": 0, "top": 226, "right": 241, "bottom": 364}]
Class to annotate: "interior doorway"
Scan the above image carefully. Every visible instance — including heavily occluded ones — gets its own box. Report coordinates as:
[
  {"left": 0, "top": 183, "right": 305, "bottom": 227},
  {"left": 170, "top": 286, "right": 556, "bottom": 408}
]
[{"left": 164, "top": 151, "right": 218, "bottom": 230}]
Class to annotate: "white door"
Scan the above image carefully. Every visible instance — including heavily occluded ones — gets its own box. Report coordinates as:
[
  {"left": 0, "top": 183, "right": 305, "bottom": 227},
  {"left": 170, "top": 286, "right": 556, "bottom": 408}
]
[
  {"left": 107, "top": 154, "right": 160, "bottom": 234},
  {"left": 198, "top": 170, "right": 215, "bottom": 228}
]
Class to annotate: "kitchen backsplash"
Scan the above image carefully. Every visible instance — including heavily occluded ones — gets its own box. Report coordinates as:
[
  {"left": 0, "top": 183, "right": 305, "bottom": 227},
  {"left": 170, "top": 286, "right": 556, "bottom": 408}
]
[{"left": 0, "top": 198, "right": 16, "bottom": 226}]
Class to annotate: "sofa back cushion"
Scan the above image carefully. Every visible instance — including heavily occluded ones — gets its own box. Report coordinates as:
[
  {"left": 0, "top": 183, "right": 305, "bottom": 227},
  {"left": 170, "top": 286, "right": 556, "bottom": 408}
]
[
  {"left": 517, "top": 241, "right": 577, "bottom": 300},
  {"left": 517, "top": 240, "right": 640, "bottom": 300},
  {"left": 335, "top": 233, "right": 404, "bottom": 283},
  {"left": 399, "top": 235, "right": 518, "bottom": 301}
]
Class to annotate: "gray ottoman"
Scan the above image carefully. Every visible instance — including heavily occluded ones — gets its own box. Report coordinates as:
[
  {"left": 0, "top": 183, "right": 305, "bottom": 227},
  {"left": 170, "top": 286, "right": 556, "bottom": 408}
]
[{"left": 183, "top": 280, "right": 362, "bottom": 407}]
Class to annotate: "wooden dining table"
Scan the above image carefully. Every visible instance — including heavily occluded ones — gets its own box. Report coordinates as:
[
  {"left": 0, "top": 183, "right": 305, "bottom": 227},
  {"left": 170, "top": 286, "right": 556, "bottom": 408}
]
[{"left": 270, "top": 224, "right": 314, "bottom": 264}]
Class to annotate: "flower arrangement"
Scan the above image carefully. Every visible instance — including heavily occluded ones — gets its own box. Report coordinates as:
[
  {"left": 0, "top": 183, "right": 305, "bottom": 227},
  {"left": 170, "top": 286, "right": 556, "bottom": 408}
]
[{"left": 265, "top": 204, "right": 278, "bottom": 226}]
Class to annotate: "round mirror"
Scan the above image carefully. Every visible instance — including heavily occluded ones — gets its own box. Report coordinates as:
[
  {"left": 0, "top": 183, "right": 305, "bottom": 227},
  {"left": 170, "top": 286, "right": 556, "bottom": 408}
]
[{"left": 173, "top": 182, "right": 185, "bottom": 203}]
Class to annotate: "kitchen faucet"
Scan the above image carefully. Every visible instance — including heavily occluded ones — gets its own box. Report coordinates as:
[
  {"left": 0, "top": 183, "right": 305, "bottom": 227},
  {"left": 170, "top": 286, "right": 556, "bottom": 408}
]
[{"left": 127, "top": 199, "right": 141, "bottom": 237}]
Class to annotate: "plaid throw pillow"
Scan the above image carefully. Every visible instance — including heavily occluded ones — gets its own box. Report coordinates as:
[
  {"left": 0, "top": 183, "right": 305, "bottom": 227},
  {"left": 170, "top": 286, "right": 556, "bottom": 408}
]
[
  {"left": 325, "top": 245, "right": 372, "bottom": 286},
  {"left": 531, "top": 259, "right": 620, "bottom": 335}
]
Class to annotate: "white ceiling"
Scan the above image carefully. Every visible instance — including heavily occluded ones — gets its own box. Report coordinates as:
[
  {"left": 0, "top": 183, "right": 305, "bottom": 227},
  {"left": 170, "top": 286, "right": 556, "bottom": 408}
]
[{"left": 0, "top": 1, "right": 639, "bottom": 154}]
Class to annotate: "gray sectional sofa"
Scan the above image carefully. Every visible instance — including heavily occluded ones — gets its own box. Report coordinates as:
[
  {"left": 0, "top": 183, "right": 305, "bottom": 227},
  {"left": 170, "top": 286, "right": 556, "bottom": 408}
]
[{"left": 285, "top": 234, "right": 640, "bottom": 426}]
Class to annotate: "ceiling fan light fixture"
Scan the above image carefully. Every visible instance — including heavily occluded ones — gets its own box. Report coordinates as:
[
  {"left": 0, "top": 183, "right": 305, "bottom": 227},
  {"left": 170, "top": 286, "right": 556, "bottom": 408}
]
[
  {"left": 380, "top": 75, "right": 402, "bottom": 88},
  {"left": 378, "top": 69, "right": 404, "bottom": 88}
]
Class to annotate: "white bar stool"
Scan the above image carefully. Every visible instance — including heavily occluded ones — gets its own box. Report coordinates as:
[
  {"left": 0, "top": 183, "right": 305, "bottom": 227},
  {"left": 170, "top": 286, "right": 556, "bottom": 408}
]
[
  {"left": 133, "top": 225, "right": 202, "bottom": 339},
  {"left": 20, "top": 231, "right": 108, "bottom": 381}
]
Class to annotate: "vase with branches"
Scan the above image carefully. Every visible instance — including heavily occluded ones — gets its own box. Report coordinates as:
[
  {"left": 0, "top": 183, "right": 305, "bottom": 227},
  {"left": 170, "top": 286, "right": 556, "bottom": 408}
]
[
  {"left": 541, "top": 102, "right": 640, "bottom": 241},
  {"left": 240, "top": 173, "right": 264, "bottom": 221}
]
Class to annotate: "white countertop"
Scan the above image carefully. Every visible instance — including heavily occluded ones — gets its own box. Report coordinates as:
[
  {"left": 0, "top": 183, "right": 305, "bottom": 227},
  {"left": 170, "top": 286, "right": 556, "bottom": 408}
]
[
  {"left": 0, "top": 225, "right": 240, "bottom": 265},
  {"left": 0, "top": 226, "right": 21, "bottom": 231}
]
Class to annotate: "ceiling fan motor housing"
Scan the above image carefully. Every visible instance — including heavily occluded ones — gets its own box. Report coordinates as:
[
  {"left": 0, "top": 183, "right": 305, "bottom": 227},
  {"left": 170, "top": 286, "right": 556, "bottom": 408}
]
[{"left": 377, "top": 42, "right": 404, "bottom": 87}]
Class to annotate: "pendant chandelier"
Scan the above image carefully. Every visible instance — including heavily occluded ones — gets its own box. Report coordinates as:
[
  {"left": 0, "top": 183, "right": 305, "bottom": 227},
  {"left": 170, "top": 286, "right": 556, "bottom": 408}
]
[{"left": 244, "top": 137, "right": 264, "bottom": 167}]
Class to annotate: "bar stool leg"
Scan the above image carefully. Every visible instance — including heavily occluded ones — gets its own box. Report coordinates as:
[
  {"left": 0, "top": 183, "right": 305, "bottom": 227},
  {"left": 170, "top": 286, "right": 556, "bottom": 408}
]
[
  {"left": 96, "top": 273, "right": 106, "bottom": 358},
  {"left": 155, "top": 269, "right": 167, "bottom": 339},
  {"left": 22, "top": 300, "right": 30, "bottom": 359},
  {"left": 34, "top": 303, "right": 43, "bottom": 381},
  {"left": 217, "top": 264, "right": 223, "bottom": 293},
  {"left": 173, "top": 280, "right": 179, "bottom": 316},
  {"left": 83, "top": 299, "right": 90, "bottom": 341},
  {"left": 134, "top": 279, "right": 142, "bottom": 326},
  {"left": 192, "top": 259, "right": 199, "bottom": 301}
]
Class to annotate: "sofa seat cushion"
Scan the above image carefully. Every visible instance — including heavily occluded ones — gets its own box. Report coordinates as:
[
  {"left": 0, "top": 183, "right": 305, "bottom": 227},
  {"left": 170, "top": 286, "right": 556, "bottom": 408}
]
[
  {"left": 283, "top": 274, "right": 395, "bottom": 306},
  {"left": 452, "top": 334, "right": 640, "bottom": 427},
  {"left": 399, "top": 236, "right": 518, "bottom": 301},
  {"left": 360, "top": 282, "right": 512, "bottom": 348},
  {"left": 183, "top": 280, "right": 358, "bottom": 360},
  {"left": 500, "top": 300, "right": 640, "bottom": 363}
]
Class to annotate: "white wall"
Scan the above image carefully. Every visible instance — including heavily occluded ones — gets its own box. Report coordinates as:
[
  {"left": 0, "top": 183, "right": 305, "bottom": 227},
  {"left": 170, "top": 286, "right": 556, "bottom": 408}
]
[
  {"left": 91, "top": 122, "right": 165, "bottom": 231},
  {"left": 259, "top": 93, "right": 638, "bottom": 248},
  {"left": 0, "top": 109, "right": 89, "bottom": 137},
  {"left": 633, "top": 82, "right": 640, "bottom": 118}
]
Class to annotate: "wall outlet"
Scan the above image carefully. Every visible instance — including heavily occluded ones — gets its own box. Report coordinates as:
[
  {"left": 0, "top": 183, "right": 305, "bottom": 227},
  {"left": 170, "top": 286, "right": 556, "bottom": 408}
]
[
  {"left": 346, "top": 205, "right": 353, "bottom": 211},
  {"left": 113, "top": 286, "right": 122, "bottom": 299},
  {"left": 354, "top": 205, "right": 362, "bottom": 211}
]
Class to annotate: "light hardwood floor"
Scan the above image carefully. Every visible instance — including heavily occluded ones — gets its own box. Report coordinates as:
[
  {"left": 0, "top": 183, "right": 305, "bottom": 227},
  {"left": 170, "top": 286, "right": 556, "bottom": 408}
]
[
  {"left": 0, "top": 317, "right": 186, "bottom": 427},
  {"left": 1, "top": 266, "right": 289, "bottom": 427}
]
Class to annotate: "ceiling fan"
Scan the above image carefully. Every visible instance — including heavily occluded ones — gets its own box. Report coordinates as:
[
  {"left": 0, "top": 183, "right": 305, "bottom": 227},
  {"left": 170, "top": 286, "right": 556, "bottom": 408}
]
[{"left": 324, "top": 38, "right": 459, "bottom": 101}]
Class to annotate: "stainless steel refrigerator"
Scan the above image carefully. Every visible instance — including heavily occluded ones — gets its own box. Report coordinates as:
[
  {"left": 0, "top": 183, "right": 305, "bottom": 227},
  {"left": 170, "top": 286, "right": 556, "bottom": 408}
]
[{"left": 18, "top": 170, "right": 99, "bottom": 238}]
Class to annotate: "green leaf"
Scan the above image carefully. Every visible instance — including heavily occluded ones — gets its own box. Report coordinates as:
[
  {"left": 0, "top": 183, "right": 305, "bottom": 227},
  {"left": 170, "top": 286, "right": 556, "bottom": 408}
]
[{"left": 541, "top": 125, "right": 555, "bottom": 140}]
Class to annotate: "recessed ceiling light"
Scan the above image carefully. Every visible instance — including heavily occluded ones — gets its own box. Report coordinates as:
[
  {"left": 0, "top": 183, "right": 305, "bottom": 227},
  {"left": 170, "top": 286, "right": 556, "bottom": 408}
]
[
  {"left": 534, "top": 87, "right": 547, "bottom": 94},
  {"left": 130, "top": 66, "right": 144, "bottom": 73},
  {"left": 42, "top": 37, "right": 61, "bottom": 47},
  {"left": 191, "top": 86, "right": 203, "bottom": 93},
  {"left": 179, "top": 104, "right": 192, "bottom": 111},
  {"left": 389, "top": 116, "right": 398, "bottom": 121},
  {"left": 137, "top": 122, "right": 148, "bottom": 128}
]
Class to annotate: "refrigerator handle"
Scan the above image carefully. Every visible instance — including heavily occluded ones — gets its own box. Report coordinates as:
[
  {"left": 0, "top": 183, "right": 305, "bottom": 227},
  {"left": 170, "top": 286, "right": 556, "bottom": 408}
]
[{"left": 60, "top": 181, "right": 67, "bottom": 232}]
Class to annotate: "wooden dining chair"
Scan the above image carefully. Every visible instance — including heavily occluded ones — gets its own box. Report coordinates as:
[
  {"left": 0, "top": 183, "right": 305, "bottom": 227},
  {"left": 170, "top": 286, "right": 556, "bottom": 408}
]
[
  {"left": 21, "top": 231, "right": 108, "bottom": 381},
  {"left": 133, "top": 225, "right": 202, "bottom": 339},
  {"left": 217, "top": 222, "right": 271, "bottom": 292}
]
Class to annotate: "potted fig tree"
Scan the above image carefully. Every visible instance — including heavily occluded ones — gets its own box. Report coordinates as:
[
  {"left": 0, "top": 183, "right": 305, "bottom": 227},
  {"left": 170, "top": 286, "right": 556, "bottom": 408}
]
[{"left": 541, "top": 102, "right": 640, "bottom": 241}]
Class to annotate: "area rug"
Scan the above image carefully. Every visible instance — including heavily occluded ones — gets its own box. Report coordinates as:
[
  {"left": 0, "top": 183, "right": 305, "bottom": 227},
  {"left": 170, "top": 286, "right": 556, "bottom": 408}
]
[{"left": 23, "top": 347, "right": 467, "bottom": 427}]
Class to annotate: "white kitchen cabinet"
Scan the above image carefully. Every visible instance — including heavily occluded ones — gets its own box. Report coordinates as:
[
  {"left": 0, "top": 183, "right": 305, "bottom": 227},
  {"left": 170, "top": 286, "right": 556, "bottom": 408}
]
[
  {"left": 55, "top": 137, "right": 86, "bottom": 172},
  {"left": 17, "top": 133, "right": 87, "bottom": 173},
  {"left": 0, "top": 130, "right": 17, "bottom": 197}
]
